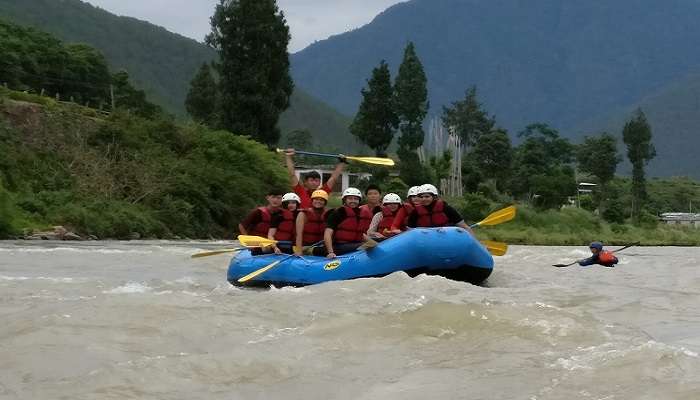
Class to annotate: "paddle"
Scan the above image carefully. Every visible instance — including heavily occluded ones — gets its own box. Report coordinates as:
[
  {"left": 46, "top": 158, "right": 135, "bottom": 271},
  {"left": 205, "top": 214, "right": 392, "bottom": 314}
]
[
  {"left": 552, "top": 241, "right": 640, "bottom": 268},
  {"left": 480, "top": 240, "right": 508, "bottom": 256},
  {"left": 237, "top": 235, "right": 279, "bottom": 248},
  {"left": 276, "top": 148, "right": 395, "bottom": 167},
  {"left": 191, "top": 247, "right": 246, "bottom": 258},
  {"left": 237, "top": 254, "right": 295, "bottom": 283},
  {"left": 470, "top": 205, "right": 517, "bottom": 228}
]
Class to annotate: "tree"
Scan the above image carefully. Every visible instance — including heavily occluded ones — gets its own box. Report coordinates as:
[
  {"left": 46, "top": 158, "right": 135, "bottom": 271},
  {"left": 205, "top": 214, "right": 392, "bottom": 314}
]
[
  {"left": 577, "top": 133, "right": 620, "bottom": 186},
  {"left": 283, "top": 129, "right": 314, "bottom": 149},
  {"left": 186, "top": 63, "right": 218, "bottom": 127},
  {"left": 111, "top": 70, "right": 162, "bottom": 118},
  {"left": 206, "top": 0, "right": 293, "bottom": 146},
  {"left": 441, "top": 86, "right": 495, "bottom": 147},
  {"left": 622, "top": 109, "right": 656, "bottom": 219},
  {"left": 577, "top": 132, "right": 621, "bottom": 212},
  {"left": 350, "top": 60, "right": 398, "bottom": 156},
  {"left": 511, "top": 123, "right": 575, "bottom": 207},
  {"left": 394, "top": 42, "right": 429, "bottom": 185},
  {"left": 469, "top": 128, "right": 513, "bottom": 191}
]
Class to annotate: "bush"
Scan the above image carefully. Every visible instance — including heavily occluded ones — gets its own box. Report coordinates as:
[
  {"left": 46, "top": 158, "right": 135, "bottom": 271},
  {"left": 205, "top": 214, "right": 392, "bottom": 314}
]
[
  {"left": 458, "top": 192, "right": 494, "bottom": 223},
  {"left": 0, "top": 179, "right": 17, "bottom": 237}
]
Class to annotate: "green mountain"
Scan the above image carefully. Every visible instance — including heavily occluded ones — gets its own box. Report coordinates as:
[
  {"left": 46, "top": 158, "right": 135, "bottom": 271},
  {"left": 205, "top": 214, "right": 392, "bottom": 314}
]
[
  {"left": 290, "top": 0, "right": 700, "bottom": 175},
  {"left": 0, "top": 0, "right": 354, "bottom": 150},
  {"left": 575, "top": 71, "right": 700, "bottom": 178}
]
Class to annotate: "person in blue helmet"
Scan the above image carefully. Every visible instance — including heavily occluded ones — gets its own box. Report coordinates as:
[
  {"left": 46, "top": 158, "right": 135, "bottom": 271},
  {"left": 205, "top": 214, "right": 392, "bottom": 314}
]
[{"left": 579, "top": 242, "right": 619, "bottom": 267}]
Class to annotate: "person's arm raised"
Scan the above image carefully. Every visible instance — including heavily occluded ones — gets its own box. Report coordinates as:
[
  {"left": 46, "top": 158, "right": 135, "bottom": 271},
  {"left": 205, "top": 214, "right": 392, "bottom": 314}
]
[
  {"left": 325, "top": 158, "right": 346, "bottom": 191},
  {"left": 284, "top": 148, "right": 299, "bottom": 187}
]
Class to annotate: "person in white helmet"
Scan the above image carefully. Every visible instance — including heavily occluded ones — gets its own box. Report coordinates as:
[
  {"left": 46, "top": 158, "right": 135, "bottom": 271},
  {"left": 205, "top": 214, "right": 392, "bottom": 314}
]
[
  {"left": 324, "top": 187, "right": 373, "bottom": 258},
  {"left": 406, "top": 184, "right": 475, "bottom": 235},
  {"left": 268, "top": 192, "right": 301, "bottom": 254},
  {"left": 387, "top": 185, "right": 421, "bottom": 234},
  {"left": 367, "top": 193, "right": 405, "bottom": 240}
]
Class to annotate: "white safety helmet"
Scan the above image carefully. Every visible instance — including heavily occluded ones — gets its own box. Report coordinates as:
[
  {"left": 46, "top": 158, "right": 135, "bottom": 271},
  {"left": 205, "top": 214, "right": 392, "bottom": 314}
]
[
  {"left": 341, "top": 187, "right": 363, "bottom": 200},
  {"left": 419, "top": 184, "right": 439, "bottom": 196},
  {"left": 382, "top": 193, "right": 402, "bottom": 205},
  {"left": 281, "top": 192, "right": 301, "bottom": 203},
  {"left": 407, "top": 186, "right": 420, "bottom": 197}
]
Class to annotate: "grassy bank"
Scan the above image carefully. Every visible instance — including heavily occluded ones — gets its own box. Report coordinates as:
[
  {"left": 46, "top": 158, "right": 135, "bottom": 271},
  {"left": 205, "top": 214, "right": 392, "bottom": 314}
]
[{"left": 472, "top": 205, "right": 700, "bottom": 246}]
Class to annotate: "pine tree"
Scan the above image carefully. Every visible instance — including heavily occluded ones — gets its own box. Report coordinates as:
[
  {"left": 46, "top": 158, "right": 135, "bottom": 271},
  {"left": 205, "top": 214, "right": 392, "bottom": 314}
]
[
  {"left": 622, "top": 109, "right": 656, "bottom": 219},
  {"left": 206, "top": 0, "right": 293, "bottom": 146},
  {"left": 350, "top": 60, "right": 398, "bottom": 157},
  {"left": 441, "top": 86, "right": 495, "bottom": 147},
  {"left": 185, "top": 63, "right": 218, "bottom": 127},
  {"left": 394, "top": 42, "right": 429, "bottom": 185}
]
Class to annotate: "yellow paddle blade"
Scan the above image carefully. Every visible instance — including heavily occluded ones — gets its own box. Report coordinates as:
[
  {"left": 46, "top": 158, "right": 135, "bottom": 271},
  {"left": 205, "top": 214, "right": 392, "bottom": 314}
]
[
  {"left": 237, "top": 259, "right": 283, "bottom": 283},
  {"left": 237, "top": 235, "right": 277, "bottom": 247},
  {"left": 480, "top": 240, "right": 508, "bottom": 256},
  {"left": 191, "top": 248, "right": 243, "bottom": 258},
  {"left": 474, "top": 205, "right": 516, "bottom": 227},
  {"left": 345, "top": 156, "right": 395, "bottom": 166}
]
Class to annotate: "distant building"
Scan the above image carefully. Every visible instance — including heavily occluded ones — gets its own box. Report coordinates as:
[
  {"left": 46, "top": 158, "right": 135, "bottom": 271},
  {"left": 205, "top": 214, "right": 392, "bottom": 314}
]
[
  {"left": 295, "top": 165, "right": 372, "bottom": 193},
  {"left": 659, "top": 213, "right": 700, "bottom": 228}
]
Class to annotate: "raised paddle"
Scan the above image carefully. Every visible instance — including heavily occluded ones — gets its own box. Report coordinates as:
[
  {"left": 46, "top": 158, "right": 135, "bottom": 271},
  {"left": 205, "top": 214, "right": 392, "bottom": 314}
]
[
  {"left": 553, "top": 242, "right": 640, "bottom": 268},
  {"left": 276, "top": 148, "right": 395, "bottom": 167},
  {"left": 480, "top": 240, "right": 508, "bottom": 256},
  {"left": 470, "top": 205, "right": 517, "bottom": 228}
]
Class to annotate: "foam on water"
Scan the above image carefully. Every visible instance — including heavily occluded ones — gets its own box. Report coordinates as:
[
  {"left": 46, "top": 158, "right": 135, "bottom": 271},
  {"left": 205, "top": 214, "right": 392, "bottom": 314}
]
[{"left": 1, "top": 242, "right": 699, "bottom": 399}]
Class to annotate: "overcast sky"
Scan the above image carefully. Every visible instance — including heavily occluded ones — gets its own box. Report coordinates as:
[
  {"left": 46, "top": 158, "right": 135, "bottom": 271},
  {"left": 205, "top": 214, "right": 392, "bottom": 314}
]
[{"left": 83, "top": 0, "right": 405, "bottom": 52}]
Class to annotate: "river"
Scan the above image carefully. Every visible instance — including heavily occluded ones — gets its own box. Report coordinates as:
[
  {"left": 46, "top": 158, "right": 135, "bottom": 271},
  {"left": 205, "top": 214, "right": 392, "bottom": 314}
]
[{"left": 1, "top": 241, "right": 699, "bottom": 399}]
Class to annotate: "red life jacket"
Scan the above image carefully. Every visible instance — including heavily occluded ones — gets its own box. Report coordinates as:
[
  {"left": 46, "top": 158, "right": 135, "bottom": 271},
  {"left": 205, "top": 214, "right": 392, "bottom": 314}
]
[
  {"left": 415, "top": 200, "right": 450, "bottom": 227},
  {"left": 390, "top": 203, "right": 413, "bottom": 231},
  {"left": 302, "top": 208, "right": 327, "bottom": 245},
  {"left": 598, "top": 250, "right": 618, "bottom": 265},
  {"left": 251, "top": 207, "right": 273, "bottom": 237},
  {"left": 378, "top": 206, "right": 405, "bottom": 235},
  {"left": 360, "top": 204, "right": 382, "bottom": 215},
  {"left": 273, "top": 210, "right": 296, "bottom": 241},
  {"left": 334, "top": 206, "right": 373, "bottom": 243}
]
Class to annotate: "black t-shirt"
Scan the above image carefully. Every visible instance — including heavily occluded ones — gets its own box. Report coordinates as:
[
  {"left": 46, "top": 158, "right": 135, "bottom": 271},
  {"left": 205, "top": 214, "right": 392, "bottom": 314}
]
[{"left": 407, "top": 201, "right": 464, "bottom": 228}]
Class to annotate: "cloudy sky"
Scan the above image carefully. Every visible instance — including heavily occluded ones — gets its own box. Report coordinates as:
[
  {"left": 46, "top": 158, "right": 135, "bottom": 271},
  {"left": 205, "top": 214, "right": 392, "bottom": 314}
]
[{"left": 83, "top": 0, "right": 405, "bottom": 52}]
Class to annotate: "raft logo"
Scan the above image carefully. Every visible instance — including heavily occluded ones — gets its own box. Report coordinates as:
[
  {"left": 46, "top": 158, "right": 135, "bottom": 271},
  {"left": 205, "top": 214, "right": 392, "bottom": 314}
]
[{"left": 324, "top": 260, "right": 341, "bottom": 270}]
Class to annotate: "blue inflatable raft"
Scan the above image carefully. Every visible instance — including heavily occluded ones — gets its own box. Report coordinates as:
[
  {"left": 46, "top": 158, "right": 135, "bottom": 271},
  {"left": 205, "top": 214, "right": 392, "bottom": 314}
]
[{"left": 227, "top": 227, "right": 494, "bottom": 287}]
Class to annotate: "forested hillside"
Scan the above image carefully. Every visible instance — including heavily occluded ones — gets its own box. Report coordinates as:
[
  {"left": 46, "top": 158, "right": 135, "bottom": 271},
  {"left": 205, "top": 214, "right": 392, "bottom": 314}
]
[
  {"left": 575, "top": 71, "right": 700, "bottom": 178},
  {"left": 291, "top": 0, "right": 700, "bottom": 175},
  {"left": 0, "top": 0, "right": 354, "bottom": 149}
]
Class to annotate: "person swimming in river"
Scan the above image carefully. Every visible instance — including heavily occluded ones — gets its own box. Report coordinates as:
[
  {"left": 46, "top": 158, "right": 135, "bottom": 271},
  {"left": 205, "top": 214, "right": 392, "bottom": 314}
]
[{"left": 579, "top": 241, "right": 619, "bottom": 267}]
